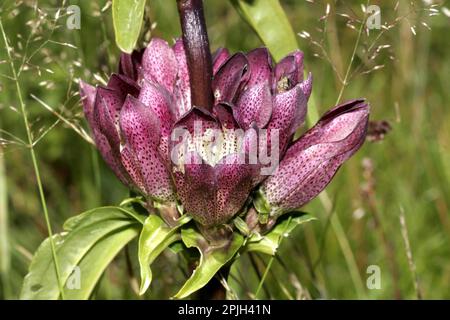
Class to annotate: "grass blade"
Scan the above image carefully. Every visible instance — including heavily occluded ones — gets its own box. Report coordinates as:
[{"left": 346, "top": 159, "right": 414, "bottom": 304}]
[
  {"left": 0, "top": 18, "right": 65, "bottom": 299},
  {"left": 0, "top": 149, "right": 12, "bottom": 298}
]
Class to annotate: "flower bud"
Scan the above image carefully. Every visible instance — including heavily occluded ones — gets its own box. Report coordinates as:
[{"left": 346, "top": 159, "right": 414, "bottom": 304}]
[{"left": 261, "top": 99, "right": 369, "bottom": 216}]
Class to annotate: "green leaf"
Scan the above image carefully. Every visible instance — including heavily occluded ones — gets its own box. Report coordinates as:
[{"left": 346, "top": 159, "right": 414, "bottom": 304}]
[
  {"left": 246, "top": 212, "right": 315, "bottom": 255},
  {"left": 230, "top": 0, "right": 298, "bottom": 62},
  {"left": 20, "top": 207, "right": 141, "bottom": 300},
  {"left": 138, "top": 215, "right": 191, "bottom": 295},
  {"left": 64, "top": 206, "right": 145, "bottom": 230},
  {"left": 173, "top": 228, "right": 244, "bottom": 299},
  {"left": 112, "top": 0, "right": 146, "bottom": 53},
  {"left": 64, "top": 226, "right": 139, "bottom": 299}
]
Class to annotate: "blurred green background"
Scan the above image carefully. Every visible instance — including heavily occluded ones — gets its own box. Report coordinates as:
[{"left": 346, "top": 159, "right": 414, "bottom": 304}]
[{"left": 0, "top": 0, "right": 449, "bottom": 299}]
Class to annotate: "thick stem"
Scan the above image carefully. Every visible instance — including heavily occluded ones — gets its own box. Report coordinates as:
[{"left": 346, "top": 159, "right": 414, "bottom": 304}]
[{"left": 177, "top": 0, "right": 213, "bottom": 111}]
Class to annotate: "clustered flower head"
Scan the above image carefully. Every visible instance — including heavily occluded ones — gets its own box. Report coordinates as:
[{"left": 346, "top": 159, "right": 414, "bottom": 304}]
[{"left": 80, "top": 37, "right": 369, "bottom": 232}]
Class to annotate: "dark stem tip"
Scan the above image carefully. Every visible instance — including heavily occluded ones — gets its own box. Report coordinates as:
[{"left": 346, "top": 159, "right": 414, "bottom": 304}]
[{"left": 177, "top": 0, "right": 213, "bottom": 111}]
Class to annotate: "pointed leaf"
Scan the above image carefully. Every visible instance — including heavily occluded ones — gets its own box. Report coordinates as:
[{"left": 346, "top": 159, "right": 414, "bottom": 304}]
[
  {"left": 112, "top": 0, "right": 146, "bottom": 53},
  {"left": 230, "top": 0, "right": 298, "bottom": 62}
]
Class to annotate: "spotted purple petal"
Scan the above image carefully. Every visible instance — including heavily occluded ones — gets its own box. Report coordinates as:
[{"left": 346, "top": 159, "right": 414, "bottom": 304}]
[
  {"left": 262, "top": 100, "right": 369, "bottom": 212},
  {"left": 212, "top": 53, "right": 249, "bottom": 105},
  {"left": 120, "top": 145, "right": 147, "bottom": 194},
  {"left": 265, "top": 83, "right": 308, "bottom": 154},
  {"left": 119, "top": 95, "right": 175, "bottom": 202},
  {"left": 273, "top": 50, "right": 304, "bottom": 92},
  {"left": 246, "top": 48, "right": 272, "bottom": 87},
  {"left": 172, "top": 152, "right": 216, "bottom": 226},
  {"left": 94, "top": 86, "right": 124, "bottom": 127},
  {"left": 119, "top": 49, "right": 144, "bottom": 81},
  {"left": 172, "top": 106, "right": 219, "bottom": 136},
  {"left": 139, "top": 80, "right": 174, "bottom": 134},
  {"left": 138, "top": 80, "right": 175, "bottom": 158},
  {"left": 173, "top": 39, "right": 192, "bottom": 119},
  {"left": 299, "top": 72, "right": 313, "bottom": 101},
  {"left": 212, "top": 48, "right": 230, "bottom": 75},
  {"left": 107, "top": 73, "right": 140, "bottom": 98},
  {"left": 285, "top": 99, "right": 366, "bottom": 156},
  {"left": 234, "top": 81, "right": 272, "bottom": 130},
  {"left": 214, "top": 153, "right": 257, "bottom": 224},
  {"left": 91, "top": 131, "right": 131, "bottom": 187},
  {"left": 173, "top": 152, "right": 256, "bottom": 226},
  {"left": 79, "top": 80, "right": 96, "bottom": 126},
  {"left": 142, "top": 38, "right": 178, "bottom": 93},
  {"left": 80, "top": 83, "right": 131, "bottom": 187},
  {"left": 94, "top": 88, "right": 122, "bottom": 148},
  {"left": 213, "top": 103, "right": 239, "bottom": 130}
]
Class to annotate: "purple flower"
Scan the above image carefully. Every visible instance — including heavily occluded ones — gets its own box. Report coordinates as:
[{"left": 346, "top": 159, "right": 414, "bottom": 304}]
[
  {"left": 80, "top": 37, "right": 368, "bottom": 227},
  {"left": 261, "top": 99, "right": 369, "bottom": 216}
]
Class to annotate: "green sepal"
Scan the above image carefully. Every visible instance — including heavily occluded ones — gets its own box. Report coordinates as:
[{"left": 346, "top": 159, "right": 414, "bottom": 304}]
[
  {"left": 253, "top": 189, "right": 271, "bottom": 224},
  {"left": 245, "top": 211, "right": 315, "bottom": 255},
  {"left": 173, "top": 227, "right": 244, "bottom": 299},
  {"left": 233, "top": 216, "right": 251, "bottom": 236},
  {"left": 138, "top": 214, "right": 191, "bottom": 295}
]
